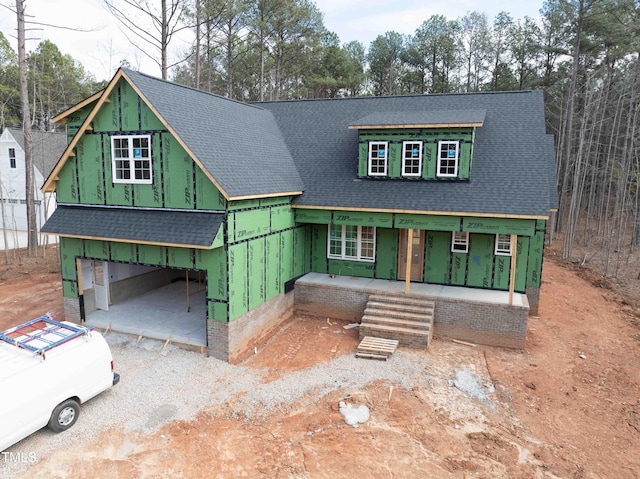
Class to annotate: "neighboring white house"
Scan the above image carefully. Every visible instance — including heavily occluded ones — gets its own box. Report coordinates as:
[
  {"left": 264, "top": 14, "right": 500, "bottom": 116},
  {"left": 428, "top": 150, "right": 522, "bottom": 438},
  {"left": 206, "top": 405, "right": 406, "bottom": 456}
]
[{"left": 0, "top": 128, "right": 66, "bottom": 250}]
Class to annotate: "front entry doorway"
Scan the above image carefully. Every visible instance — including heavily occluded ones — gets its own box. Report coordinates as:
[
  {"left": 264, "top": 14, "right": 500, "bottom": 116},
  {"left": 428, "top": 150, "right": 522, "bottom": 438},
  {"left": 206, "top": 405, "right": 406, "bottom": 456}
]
[{"left": 398, "top": 229, "right": 425, "bottom": 282}]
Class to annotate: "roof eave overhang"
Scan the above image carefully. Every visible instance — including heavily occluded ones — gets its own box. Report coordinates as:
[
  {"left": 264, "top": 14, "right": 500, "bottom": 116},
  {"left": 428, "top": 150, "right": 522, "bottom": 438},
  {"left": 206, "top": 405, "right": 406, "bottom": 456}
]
[{"left": 348, "top": 122, "right": 484, "bottom": 130}]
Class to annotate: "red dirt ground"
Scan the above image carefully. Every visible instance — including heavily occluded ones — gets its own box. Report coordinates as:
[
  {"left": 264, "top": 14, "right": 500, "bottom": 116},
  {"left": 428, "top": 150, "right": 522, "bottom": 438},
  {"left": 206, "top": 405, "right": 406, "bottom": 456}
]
[{"left": 1, "top": 245, "right": 639, "bottom": 478}]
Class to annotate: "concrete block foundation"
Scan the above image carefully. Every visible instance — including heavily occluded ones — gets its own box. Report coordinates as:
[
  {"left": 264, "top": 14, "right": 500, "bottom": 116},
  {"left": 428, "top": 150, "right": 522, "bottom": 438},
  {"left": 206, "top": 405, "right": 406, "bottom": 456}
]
[
  {"left": 207, "top": 291, "right": 294, "bottom": 363},
  {"left": 294, "top": 274, "right": 530, "bottom": 349}
]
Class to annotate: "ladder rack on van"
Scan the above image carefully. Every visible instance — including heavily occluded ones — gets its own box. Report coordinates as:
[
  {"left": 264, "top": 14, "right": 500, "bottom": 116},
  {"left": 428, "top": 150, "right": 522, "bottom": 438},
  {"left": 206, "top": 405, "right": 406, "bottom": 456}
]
[{"left": 0, "top": 313, "right": 92, "bottom": 357}]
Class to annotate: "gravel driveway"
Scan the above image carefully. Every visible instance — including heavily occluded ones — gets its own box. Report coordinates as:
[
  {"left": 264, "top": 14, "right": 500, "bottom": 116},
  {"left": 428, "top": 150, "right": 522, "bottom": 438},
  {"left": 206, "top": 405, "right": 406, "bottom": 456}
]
[{"left": 2, "top": 330, "right": 464, "bottom": 478}]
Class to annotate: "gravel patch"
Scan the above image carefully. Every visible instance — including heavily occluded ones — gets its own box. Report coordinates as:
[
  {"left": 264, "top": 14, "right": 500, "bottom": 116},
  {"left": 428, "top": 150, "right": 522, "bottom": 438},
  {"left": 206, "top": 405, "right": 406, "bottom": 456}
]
[{"left": 1, "top": 333, "right": 480, "bottom": 478}]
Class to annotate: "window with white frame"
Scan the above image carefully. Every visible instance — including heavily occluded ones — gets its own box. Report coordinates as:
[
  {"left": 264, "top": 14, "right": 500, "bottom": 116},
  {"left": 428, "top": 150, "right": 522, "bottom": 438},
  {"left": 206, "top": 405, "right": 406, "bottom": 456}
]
[
  {"left": 451, "top": 231, "right": 469, "bottom": 253},
  {"left": 402, "top": 141, "right": 422, "bottom": 176},
  {"left": 328, "top": 224, "right": 376, "bottom": 262},
  {"left": 495, "top": 234, "right": 512, "bottom": 256},
  {"left": 111, "top": 135, "right": 152, "bottom": 184},
  {"left": 368, "top": 141, "right": 388, "bottom": 176},
  {"left": 8, "top": 148, "right": 16, "bottom": 168},
  {"left": 437, "top": 141, "right": 459, "bottom": 177}
]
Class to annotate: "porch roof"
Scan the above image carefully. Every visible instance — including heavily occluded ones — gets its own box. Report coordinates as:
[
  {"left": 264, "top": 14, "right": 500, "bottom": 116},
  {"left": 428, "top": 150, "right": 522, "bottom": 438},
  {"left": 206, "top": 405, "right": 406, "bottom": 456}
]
[{"left": 41, "top": 205, "right": 223, "bottom": 249}]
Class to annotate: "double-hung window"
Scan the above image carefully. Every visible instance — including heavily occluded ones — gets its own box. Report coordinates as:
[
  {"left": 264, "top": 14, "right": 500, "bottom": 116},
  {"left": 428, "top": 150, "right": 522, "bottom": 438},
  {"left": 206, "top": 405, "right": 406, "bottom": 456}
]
[
  {"left": 495, "top": 234, "right": 512, "bottom": 256},
  {"left": 328, "top": 224, "right": 376, "bottom": 262},
  {"left": 368, "top": 141, "right": 388, "bottom": 176},
  {"left": 111, "top": 135, "right": 152, "bottom": 184},
  {"left": 451, "top": 231, "right": 469, "bottom": 253},
  {"left": 402, "top": 141, "right": 422, "bottom": 177},
  {"left": 437, "top": 141, "right": 459, "bottom": 177},
  {"left": 8, "top": 148, "right": 16, "bottom": 169}
]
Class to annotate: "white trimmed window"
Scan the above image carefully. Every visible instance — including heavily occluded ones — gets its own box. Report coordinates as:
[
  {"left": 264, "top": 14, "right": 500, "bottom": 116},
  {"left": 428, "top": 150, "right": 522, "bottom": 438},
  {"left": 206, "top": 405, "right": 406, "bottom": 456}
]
[
  {"left": 368, "top": 141, "right": 388, "bottom": 176},
  {"left": 8, "top": 148, "right": 16, "bottom": 168},
  {"left": 495, "top": 234, "right": 512, "bottom": 256},
  {"left": 451, "top": 231, "right": 469, "bottom": 253},
  {"left": 328, "top": 224, "right": 376, "bottom": 262},
  {"left": 437, "top": 141, "right": 459, "bottom": 177},
  {"left": 111, "top": 135, "right": 152, "bottom": 184},
  {"left": 402, "top": 141, "right": 422, "bottom": 176}
]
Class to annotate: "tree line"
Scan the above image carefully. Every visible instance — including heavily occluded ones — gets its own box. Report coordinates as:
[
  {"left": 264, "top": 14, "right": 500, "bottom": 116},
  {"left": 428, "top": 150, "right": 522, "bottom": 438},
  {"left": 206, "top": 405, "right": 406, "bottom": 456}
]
[{"left": 1, "top": 0, "right": 639, "bottom": 278}]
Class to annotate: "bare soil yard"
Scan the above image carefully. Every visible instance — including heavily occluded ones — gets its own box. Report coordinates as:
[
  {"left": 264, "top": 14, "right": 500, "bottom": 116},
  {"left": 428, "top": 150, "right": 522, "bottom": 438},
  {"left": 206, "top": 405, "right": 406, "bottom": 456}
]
[{"left": 1, "top": 245, "right": 639, "bottom": 478}]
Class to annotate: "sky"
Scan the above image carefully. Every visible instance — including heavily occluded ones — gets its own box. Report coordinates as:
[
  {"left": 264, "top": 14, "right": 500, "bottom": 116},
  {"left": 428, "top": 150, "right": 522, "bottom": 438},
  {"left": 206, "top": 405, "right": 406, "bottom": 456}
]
[{"left": 0, "top": 0, "right": 544, "bottom": 82}]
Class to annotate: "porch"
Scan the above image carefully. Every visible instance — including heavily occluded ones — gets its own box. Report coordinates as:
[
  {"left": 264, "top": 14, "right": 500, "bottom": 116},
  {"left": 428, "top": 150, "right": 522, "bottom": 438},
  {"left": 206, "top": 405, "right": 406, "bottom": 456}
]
[{"left": 294, "top": 273, "right": 530, "bottom": 349}]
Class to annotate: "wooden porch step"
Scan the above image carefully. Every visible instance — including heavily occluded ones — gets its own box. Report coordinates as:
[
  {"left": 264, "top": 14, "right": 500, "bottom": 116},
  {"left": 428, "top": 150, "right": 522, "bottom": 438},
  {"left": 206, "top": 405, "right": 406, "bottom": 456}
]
[{"left": 355, "top": 336, "right": 399, "bottom": 360}]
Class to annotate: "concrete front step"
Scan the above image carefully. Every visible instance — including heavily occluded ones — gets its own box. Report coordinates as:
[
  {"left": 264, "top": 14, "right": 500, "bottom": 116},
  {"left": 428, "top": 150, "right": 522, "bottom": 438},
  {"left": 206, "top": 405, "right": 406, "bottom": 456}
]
[
  {"left": 364, "top": 307, "right": 433, "bottom": 323},
  {"left": 366, "top": 301, "right": 432, "bottom": 315},
  {"left": 368, "top": 294, "right": 434, "bottom": 309},
  {"left": 361, "top": 314, "right": 431, "bottom": 331},
  {"left": 361, "top": 293, "right": 435, "bottom": 349}
]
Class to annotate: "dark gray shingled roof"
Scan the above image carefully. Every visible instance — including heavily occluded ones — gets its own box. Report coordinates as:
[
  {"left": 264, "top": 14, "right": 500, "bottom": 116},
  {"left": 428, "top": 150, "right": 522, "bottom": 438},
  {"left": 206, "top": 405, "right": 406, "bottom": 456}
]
[
  {"left": 42, "top": 205, "right": 223, "bottom": 247},
  {"left": 122, "top": 69, "right": 304, "bottom": 198},
  {"left": 256, "top": 90, "right": 557, "bottom": 217},
  {"left": 349, "top": 109, "right": 486, "bottom": 128},
  {"left": 9, "top": 128, "right": 67, "bottom": 183}
]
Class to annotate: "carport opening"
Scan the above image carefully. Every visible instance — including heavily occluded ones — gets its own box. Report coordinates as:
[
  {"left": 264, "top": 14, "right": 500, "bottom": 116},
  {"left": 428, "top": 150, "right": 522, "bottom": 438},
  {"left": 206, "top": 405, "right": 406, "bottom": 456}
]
[{"left": 80, "top": 259, "right": 208, "bottom": 349}]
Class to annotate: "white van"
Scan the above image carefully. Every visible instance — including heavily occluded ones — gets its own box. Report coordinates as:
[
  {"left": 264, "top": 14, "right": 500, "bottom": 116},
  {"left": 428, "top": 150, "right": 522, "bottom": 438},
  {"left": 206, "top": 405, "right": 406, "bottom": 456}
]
[{"left": 0, "top": 313, "right": 119, "bottom": 451}]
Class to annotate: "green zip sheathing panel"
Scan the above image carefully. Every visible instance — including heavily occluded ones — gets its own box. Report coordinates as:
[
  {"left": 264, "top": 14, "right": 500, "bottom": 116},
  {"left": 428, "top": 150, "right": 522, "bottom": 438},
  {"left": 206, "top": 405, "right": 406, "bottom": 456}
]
[
  {"left": 111, "top": 242, "right": 137, "bottom": 263},
  {"left": 65, "top": 102, "right": 95, "bottom": 143},
  {"left": 56, "top": 79, "right": 225, "bottom": 211},
  {"left": 516, "top": 237, "right": 530, "bottom": 291},
  {"left": 375, "top": 228, "right": 398, "bottom": 280},
  {"left": 328, "top": 259, "right": 375, "bottom": 278},
  {"left": 333, "top": 211, "right": 393, "bottom": 228},
  {"left": 227, "top": 243, "right": 249, "bottom": 319},
  {"left": 358, "top": 128, "right": 474, "bottom": 180},
  {"left": 527, "top": 227, "right": 545, "bottom": 287},
  {"left": 466, "top": 234, "right": 494, "bottom": 288},
  {"left": 56, "top": 156, "right": 79, "bottom": 204},
  {"left": 425, "top": 231, "right": 451, "bottom": 283},
  {"left": 462, "top": 217, "right": 535, "bottom": 236},
  {"left": 225, "top": 197, "right": 304, "bottom": 321},
  {"left": 394, "top": 214, "right": 460, "bottom": 231},
  {"left": 451, "top": 252, "right": 468, "bottom": 286},
  {"left": 139, "top": 245, "right": 167, "bottom": 267},
  {"left": 310, "top": 225, "right": 328, "bottom": 273},
  {"left": 248, "top": 238, "right": 266, "bottom": 309},
  {"left": 295, "top": 209, "right": 332, "bottom": 224},
  {"left": 493, "top": 256, "right": 511, "bottom": 290},
  {"left": 265, "top": 234, "right": 281, "bottom": 299}
]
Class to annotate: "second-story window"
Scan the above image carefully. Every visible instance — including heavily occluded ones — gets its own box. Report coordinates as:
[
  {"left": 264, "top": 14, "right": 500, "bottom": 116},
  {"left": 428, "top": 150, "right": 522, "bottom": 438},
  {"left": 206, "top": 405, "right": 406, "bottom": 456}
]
[
  {"left": 111, "top": 135, "right": 152, "bottom": 184},
  {"left": 437, "top": 141, "right": 459, "bottom": 177},
  {"left": 368, "top": 141, "right": 388, "bottom": 176},
  {"left": 402, "top": 141, "right": 422, "bottom": 177},
  {"left": 8, "top": 148, "right": 16, "bottom": 168}
]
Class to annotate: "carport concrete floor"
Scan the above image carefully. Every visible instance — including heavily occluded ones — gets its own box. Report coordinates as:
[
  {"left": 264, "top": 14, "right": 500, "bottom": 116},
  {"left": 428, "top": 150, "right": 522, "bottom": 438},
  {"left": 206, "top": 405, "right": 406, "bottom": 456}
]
[{"left": 86, "top": 280, "right": 207, "bottom": 347}]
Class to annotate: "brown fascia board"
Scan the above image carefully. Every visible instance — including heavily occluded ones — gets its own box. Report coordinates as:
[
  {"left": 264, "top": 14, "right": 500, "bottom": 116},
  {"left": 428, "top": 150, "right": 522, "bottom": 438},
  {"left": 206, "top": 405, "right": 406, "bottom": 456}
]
[
  {"left": 289, "top": 204, "right": 549, "bottom": 220},
  {"left": 51, "top": 90, "right": 105, "bottom": 124},
  {"left": 347, "top": 122, "right": 484, "bottom": 130}
]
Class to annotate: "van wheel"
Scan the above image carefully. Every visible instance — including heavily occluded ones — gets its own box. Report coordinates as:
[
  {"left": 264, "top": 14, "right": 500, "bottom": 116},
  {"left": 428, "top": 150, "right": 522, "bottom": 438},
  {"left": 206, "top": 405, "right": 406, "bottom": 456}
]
[{"left": 48, "top": 399, "right": 80, "bottom": 432}]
